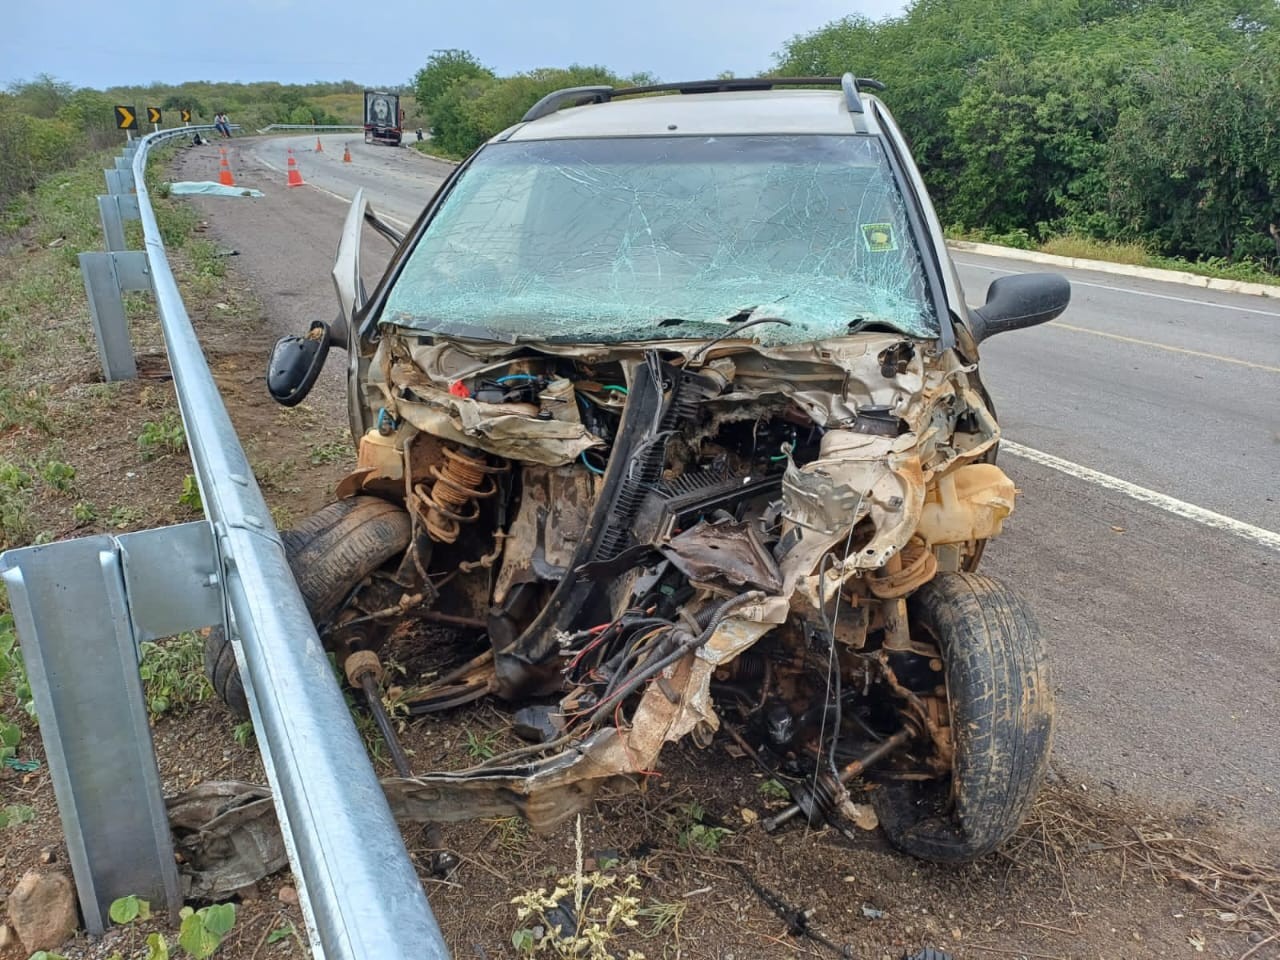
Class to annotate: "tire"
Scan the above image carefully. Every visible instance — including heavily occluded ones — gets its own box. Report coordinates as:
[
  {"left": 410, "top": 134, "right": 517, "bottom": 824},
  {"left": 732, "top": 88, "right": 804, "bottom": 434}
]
[
  {"left": 204, "top": 496, "right": 412, "bottom": 718},
  {"left": 872, "top": 572, "right": 1053, "bottom": 862}
]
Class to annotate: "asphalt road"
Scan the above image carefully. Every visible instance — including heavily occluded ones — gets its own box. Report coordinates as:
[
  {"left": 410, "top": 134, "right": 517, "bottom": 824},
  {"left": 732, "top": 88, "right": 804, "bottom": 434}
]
[
  {"left": 247, "top": 133, "right": 453, "bottom": 231},
  {"left": 211, "top": 133, "right": 1280, "bottom": 838}
]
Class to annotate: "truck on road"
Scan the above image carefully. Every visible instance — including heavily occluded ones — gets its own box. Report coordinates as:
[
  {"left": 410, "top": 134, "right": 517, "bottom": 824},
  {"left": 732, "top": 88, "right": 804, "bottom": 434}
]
[{"left": 364, "top": 90, "right": 403, "bottom": 146}]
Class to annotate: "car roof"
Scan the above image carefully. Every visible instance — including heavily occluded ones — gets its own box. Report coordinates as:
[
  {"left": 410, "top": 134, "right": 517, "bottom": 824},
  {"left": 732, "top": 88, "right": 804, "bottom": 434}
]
[{"left": 500, "top": 89, "right": 884, "bottom": 142}]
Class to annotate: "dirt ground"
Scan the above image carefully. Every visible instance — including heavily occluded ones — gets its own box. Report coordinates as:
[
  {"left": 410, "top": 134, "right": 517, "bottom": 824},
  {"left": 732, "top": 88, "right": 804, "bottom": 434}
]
[{"left": 1, "top": 140, "right": 1278, "bottom": 960}]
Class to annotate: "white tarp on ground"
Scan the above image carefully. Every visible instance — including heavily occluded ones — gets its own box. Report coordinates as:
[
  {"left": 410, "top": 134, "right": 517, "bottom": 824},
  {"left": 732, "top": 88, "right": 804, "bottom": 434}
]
[{"left": 168, "top": 181, "right": 264, "bottom": 197}]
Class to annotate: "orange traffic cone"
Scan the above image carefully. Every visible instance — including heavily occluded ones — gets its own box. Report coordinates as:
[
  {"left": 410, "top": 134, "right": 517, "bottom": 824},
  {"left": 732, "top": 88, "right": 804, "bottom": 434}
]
[
  {"left": 315, "top": 136, "right": 323, "bottom": 152},
  {"left": 218, "top": 149, "right": 235, "bottom": 186},
  {"left": 286, "top": 149, "right": 305, "bottom": 188},
  {"left": 342, "top": 144, "right": 352, "bottom": 163}
]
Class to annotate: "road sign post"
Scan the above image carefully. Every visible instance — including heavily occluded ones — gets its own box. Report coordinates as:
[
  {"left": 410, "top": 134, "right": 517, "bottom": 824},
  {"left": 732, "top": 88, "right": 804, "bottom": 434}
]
[
  {"left": 181, "top": 108, "right": 191, "bottom": 126},
  {"left": 147, "top": 107, "right": 161, "bottom": 132}
]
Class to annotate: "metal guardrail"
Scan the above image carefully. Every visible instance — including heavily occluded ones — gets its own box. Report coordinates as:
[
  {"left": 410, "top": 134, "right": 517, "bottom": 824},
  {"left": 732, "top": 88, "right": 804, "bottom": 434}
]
[
  {"left": 0, "top": 127, "right": 449, "bottom": 958},
  {"left": 257, "top": 123, "right": 366, "bottom": 133}
]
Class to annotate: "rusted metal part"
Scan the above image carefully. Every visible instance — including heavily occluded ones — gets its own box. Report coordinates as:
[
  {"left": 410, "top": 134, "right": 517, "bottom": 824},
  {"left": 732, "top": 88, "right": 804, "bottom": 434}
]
[
  {"left": 417, "top": 610, "right": 487, "bottom": 629},
  {"left": 459, "top": 529, "right": 507, "bottom": 573},
  {"left": 345, "top": 652, "right": 413, "bottom": 778},
  {"left": 403, "top": 649, "right": 499, "bottom": 714},
  {"left": 867, "top": 537, "right": 937, "bottom": 599},
  {"left": 411, "top": 445, "right": 507, "bottom": 543},
  {"left": 877, "top": 652, "right": 953, "bottom": 769},
  {"left": 880, "top": 557, "right": 913, "bottom": 654},
  {"left": 659, "top": 518, "right": 782, "bottom": 593},
  {"left": 344, "top": 649, "right": 384, "bottom": 687},
  {"left": 761, "top": 728, "right": 912, "bottom": 831}
]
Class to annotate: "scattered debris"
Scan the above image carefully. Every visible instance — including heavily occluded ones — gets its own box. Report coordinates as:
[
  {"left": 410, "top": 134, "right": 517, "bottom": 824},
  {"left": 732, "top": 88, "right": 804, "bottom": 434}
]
[
  {"left": 168, "top": 181, "right": 264, "bottom": 198},
  {"left": 729, "top": 860, "right": 853, "bottom": 957},
  {"left": 277, "top": 885, "right": 299, "bottom": 906},
  {"left": 862, "top": 904, "right": 886, "bottom": 920},
  {"left": 167, "top": 781, "right": 288, "bottom": 899}
]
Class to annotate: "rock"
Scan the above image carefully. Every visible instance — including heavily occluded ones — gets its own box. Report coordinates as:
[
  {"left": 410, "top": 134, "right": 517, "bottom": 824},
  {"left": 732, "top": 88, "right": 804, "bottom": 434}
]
[
  {"left": 8, "top": 869, "right": 78, "bottom": 953},
  {"left": 277, "top": 884, "right": 299, "bottom": 905},
  {"left": 39, "top": 846, "right": 57, "bottom": 865},
  {"left": 0, "top": 924, "right": 15, "bottom": 950}
]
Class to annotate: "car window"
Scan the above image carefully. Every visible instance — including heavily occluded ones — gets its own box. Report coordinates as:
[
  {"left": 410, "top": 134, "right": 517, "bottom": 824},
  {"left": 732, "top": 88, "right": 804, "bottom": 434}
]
[{"left": 382, "top": 135, "right": 938, "bottom": 343}]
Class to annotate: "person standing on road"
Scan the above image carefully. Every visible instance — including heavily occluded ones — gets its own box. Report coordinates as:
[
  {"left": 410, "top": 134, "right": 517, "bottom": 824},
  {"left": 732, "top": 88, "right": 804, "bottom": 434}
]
[{"left": 214, "top": 111, "right": 232, "bottom": 138}]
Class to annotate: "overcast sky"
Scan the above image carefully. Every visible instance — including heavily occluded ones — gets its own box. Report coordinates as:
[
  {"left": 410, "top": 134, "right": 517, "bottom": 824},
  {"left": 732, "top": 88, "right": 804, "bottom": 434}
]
[{"left": 4, "top": 0, "right": 907, "bottom": 91}]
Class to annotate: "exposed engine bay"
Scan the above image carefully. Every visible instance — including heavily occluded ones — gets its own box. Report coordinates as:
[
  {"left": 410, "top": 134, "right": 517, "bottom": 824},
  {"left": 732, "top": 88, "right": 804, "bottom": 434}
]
[{"left": 320, "top": 326, "right": 1022, "bottom": 841}]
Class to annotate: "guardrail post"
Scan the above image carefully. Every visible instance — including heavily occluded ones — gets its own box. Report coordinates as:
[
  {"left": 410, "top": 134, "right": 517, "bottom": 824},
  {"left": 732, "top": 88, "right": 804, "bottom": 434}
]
[
  {"left": 97, "top": 194, "right": 139, "bottom": 252},
  {"left": 0, "top": 523, "right": 223, "bottom": 932},
  {"left": 104, "top": 166, "right": 133, "bottom": 195},
  {"left": 79, "top": 250, "right": 149, "bottom": 380}
]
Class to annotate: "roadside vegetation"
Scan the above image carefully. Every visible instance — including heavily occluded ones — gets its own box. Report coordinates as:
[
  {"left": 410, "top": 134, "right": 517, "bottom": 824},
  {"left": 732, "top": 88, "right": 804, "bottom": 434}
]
[
  {"left": 0, "top": 110, "right": 356, "bottom": 958},
  {"left": 408, "top": 2, "right": 1280, "bottom": 280},
  {"left": 776, "top": 0, "right": 1280, "bottom": 278},
  {"left": 0, "top": 76, "right": 423, "bottom": 213}
]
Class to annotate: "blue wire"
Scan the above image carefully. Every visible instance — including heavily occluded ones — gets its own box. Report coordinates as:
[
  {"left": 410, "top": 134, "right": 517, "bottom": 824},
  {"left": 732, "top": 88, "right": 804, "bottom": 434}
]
[
  {"left": 496, "top": 374, "right": 540, "bottom": 383},
  {"left": 580, "top": 451, "right": 605, "bottom": 475}
]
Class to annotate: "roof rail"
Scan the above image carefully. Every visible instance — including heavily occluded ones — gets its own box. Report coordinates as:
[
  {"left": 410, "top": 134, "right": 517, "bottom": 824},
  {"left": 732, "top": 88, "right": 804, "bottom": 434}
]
[
  {"left": 520, "top": 74, "right": 886, "bottom": 123},
  {"left": 521, "top": 85, "right": 613, "bottom": 122}
]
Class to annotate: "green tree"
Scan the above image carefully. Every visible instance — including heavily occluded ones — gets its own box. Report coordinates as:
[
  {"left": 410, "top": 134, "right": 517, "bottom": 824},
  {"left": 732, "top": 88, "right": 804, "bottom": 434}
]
[
  {"left": 412, "top": 49, "right": 495, "bottom": 114},
  {"left": 772, "top": 0, "right": 1280, "bottom": 268},
  {"left": 6, "top": 74, "right": 74, "bottom": 118}
]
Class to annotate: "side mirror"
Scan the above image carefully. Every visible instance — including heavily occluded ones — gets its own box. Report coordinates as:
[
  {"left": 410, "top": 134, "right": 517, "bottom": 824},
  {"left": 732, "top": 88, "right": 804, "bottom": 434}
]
[
  {"left": 968, "top": 273, "right": 1071, "bottom": 343},
  {"left": 266, "top": 321, "right": 331, "bottom": 406}
]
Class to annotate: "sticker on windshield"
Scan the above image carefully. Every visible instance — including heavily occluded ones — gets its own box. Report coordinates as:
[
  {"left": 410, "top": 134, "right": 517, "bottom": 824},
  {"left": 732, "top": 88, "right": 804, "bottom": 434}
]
[{"left": 861, "top": 223, "right": 897, "bottom": 253}]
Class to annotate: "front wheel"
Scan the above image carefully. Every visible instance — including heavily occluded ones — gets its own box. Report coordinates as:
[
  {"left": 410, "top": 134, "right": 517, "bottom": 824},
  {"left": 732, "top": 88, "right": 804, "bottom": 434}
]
[
  {"left": 203, "top": 496, "right": 412, "bottom": 718},
  {"left": 872, "top": 572, "right": 1054, "bottom": 862}
]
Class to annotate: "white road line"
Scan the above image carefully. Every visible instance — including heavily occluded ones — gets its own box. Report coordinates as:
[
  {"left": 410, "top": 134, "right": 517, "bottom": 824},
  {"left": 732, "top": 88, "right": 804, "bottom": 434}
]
[
  {"left": 250, "top": 145, "right": 413, "bottom": 230},
  {"left": 1002, "top": 441, "right": 1280, "bottom": 553},
  {"left": 955, "top": 260, "right": 1280, "bottom": 318},
  {"left": 1048, "top": 321, "right": 1280, "bottom": 373}
]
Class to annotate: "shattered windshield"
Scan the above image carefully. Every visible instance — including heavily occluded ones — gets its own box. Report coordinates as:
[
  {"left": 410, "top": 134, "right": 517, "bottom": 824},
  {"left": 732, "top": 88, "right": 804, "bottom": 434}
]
[{"left": 381, "top": 135, "right": 938, "bottom": 343}]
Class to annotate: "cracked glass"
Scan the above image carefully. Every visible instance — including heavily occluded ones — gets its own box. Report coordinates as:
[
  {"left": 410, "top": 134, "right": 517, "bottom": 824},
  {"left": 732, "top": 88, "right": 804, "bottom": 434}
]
[{"left": 382, "top": 135, "right": 938, "bottom": 344}]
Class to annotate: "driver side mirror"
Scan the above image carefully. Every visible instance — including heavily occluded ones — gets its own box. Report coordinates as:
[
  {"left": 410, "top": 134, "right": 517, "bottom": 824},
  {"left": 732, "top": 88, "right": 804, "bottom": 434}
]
[
  {"left": 266, "top": 320, "right": 331, "bottom": 407},
  {"left": 968, "top": 273, "right": 1071, "bottom": 343}
]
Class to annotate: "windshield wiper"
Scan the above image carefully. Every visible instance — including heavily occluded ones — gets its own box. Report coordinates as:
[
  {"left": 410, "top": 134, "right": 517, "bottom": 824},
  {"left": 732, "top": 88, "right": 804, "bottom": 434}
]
[{"left": 687, "top": 316, "right": 793, "bottom": 367}]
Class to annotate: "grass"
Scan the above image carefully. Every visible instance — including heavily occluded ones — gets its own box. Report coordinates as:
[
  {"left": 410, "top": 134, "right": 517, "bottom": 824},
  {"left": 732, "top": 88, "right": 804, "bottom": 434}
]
[
  {"left": 411, "top": 140, "right": 468, "bottom": 162},
  {"left": 137, "top": 412, "right": 187, "bottom": 459},
  {"left": 0, "top": 460, "right": 35, "bottom": 549},
  {"left": 674, "top": 800, "right": 732, "bottom": 855},
  {"left": 179, "top": 473, "right": 202, "bottom": 512},
  {"left": 1039, "top": 234, "right": 1151, "bottom": 265},
  {"left": 757, "top": 778, "right": 790, "bottom": 802},
  {"left": 949, "top": 226, "right": 1280, "bottom": 286},
  {"left": 39, "top": 459, "right": 76, "bottom": 493},
  {"left": 138, "top": 632, "right": 213, "bottom": 719},
  {"left": 465, "top": 726, "right": 502, "bottom": 761},
  {"left": 307, "top": 437, "right": 351, "bottom": 465}
]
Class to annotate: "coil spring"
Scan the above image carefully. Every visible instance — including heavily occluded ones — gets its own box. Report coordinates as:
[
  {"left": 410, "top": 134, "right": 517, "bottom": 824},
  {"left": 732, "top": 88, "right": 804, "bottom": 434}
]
[
  {"left": 866, "top": 536, "right": 937, "bottom": 599},
  {"left": 414, "top": 446, "right": 507, "bottom": 543}
]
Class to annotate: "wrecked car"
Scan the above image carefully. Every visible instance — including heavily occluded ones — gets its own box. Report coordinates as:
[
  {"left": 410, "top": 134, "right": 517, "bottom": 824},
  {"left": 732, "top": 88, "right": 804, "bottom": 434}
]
[{"left": 225, "top": 74, "right": 1070, "bottom": 862}]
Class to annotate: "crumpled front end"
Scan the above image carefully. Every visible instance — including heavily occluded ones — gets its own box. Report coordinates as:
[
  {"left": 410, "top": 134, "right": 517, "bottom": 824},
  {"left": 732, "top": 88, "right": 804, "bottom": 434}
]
[{"left": 339, "top": 328, "right": 1015, "bottom": 831}]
